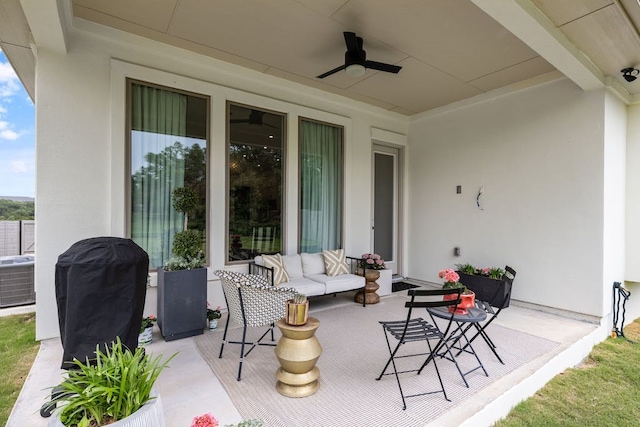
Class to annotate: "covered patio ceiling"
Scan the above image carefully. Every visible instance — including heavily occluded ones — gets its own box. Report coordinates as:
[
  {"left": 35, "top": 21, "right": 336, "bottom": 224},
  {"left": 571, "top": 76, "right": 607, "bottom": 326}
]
[{"left": 2, "top": 0, "right": 640, "bottom": 115}]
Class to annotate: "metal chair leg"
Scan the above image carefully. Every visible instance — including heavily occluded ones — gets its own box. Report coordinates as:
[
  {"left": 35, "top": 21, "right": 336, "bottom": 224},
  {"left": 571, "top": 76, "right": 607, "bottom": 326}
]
[{"left": 218, "top": 314, "right": 232, "bottom": 359}]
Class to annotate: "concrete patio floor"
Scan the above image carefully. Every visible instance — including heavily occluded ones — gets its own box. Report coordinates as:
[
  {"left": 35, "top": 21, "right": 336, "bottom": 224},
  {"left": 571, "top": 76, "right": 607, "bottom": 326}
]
[{"left": 6, "top": 289, "right": 604, "bottom": 427}]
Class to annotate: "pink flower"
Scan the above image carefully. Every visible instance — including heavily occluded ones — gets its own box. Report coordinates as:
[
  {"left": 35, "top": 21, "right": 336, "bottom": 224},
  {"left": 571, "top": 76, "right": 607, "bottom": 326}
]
[
  {"left": 366, "top": 258, "right": 374, "bottom": 264},
  {"left": 191, "top": 412, "right": 218, "bottom": 427},
  {"left": 376, "top": 259, "right": 384, "bottom": 265},
  {"left": 362, "top": 253, "right": 370, "bottom": 259},
  {"left": 438, "top": 268, "right": 459, "bottom": 283}
]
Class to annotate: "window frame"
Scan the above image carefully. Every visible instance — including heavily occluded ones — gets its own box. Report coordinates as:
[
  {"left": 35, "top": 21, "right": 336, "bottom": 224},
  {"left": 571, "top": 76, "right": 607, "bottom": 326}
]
[
  {"left": 125, "top": 78, "right": 211, "bottom": 268},
  {"left": 225, "top": 100, "right": 287, "bottom": 264}
]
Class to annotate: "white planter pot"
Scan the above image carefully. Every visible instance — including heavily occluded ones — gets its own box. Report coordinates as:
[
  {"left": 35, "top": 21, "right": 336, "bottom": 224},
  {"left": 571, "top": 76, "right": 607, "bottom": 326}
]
[
  {"left": 138, "top": 326, "right": 153, "bottom": 346},
  {"left": 209, "top": 319, "right": 219, "bottom": 330},
  {"left": 48, "top": 389, "right": 165, "bottom": 427},
  {"left": 377, "top": 269, "right": 392, "bottom": 296}
]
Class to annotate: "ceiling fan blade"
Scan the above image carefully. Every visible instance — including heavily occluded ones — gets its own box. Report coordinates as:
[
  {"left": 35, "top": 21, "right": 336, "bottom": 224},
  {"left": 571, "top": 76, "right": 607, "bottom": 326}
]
[
  {"left": 343, "top": 32, "right": 360, "bottom": 53},
  {"left": 364, "top": 60, "right": 402, "bottom": 74},
  {"left": 317, "top": 64, "right": 347, "bottom": 79}
]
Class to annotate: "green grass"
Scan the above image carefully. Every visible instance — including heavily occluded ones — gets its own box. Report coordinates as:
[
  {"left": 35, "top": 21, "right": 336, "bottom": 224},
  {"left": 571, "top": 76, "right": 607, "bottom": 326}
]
[
  {"left": 495, "top": 319, "right": 640, "bottom": 426},
  {"left": 0, "top": 312, "right": 39, "bottom": 426}
]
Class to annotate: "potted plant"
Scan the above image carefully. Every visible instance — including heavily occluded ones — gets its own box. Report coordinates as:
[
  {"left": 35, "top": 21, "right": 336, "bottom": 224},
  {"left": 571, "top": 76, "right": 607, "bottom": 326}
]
[
  {"left": 157, "top": 186, "right": 208, "bottom": 341},
  {"left": 439, "top": 268, "right": 475, "bottom": 314},
  {"left": 455, "top": 263, "right": 511, "bottom": 308},
  {"left": 48, "top": 337, "right": 175, "bottom": 427},
  {"left": 207, "top": 304, "right": 221, "bottom": 330},
  {"left": 355, "top": 253, "right": 387, "bottom": 304},
  {"left": 138, "top": 315, "right": 156, "bottom": 346},
  {"left": 286, "top": 293, "right": 309, "bottom": 326},
  {"left": 356, "top": 253, "right": 386, "bottom": 272},
  {"left": 190, "top": 413, "right": 265, "bottom": 427}
]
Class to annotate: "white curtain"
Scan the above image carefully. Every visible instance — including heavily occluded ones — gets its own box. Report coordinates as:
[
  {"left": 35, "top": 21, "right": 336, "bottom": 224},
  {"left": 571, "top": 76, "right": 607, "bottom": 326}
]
[
  {"left": 130, "top": 83, "right": 187, "bottom": 268},
  {"left": 299, "top": 120, "right": 343, "bottom": 253}
]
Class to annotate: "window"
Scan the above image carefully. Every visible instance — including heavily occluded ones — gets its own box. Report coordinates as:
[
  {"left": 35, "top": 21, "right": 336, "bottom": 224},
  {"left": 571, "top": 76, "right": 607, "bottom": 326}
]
[
  {"left": 128, "top": 81, "right": 209, "bottom": 269},
  {"left": 227, "top": 103, "right": 285, "bottom": 261},
  {"left": 299, "top": 119, "right": 344, "bottom": 252}
]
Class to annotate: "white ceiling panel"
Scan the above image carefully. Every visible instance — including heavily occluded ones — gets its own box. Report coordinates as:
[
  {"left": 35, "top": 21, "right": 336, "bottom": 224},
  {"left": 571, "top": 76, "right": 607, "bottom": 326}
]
[{"left": 11, "top": 0, "right": 632, "bottom": 114}]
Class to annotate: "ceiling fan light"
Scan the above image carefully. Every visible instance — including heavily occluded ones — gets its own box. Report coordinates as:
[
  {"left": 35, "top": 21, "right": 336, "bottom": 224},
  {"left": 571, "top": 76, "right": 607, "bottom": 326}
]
[{"left": 346, "top": 63, "right": 365, "bottom": 77}]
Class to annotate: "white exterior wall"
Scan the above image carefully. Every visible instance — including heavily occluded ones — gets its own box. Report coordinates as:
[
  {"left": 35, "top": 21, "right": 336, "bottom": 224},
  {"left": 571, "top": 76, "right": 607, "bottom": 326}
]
[
  {"left": 407, "top": 79, "right": 613, "bottom": 317},
  {"left": 625, "top": 104, "right": 640, "bottom": 322},
  {"left": 34, "top": 22, "right": 408, "bottom": 340},
  {"left": 602, "top": 92, "right": 626, "bottom": 319}
]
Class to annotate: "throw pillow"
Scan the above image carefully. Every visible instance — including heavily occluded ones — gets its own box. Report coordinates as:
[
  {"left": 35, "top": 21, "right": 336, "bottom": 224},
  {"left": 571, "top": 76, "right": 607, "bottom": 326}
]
[
  {"left": 262, "top": 253, "right": 290, "bottom": 285},
  {"left": 301, "top": 252, "right": 326, "bottom": 275},
  {"left": 322, "top": 249, "right": 349, "bottom": 277}
]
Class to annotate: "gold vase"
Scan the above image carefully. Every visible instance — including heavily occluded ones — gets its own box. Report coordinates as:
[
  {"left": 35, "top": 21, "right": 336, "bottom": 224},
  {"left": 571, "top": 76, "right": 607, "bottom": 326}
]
[{"left": 286, "top": 300, "right": 309, "bottom": 326}]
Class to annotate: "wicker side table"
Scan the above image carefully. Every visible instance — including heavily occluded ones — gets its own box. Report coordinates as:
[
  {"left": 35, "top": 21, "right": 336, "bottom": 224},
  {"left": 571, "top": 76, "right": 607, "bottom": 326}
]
[{"left": 274, "top": 317, "right": 322, "bottom": 397}]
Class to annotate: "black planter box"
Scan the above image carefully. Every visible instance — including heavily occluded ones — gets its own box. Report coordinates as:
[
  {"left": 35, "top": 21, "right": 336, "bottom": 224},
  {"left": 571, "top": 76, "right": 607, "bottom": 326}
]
[
  {"left": 457, "top": 272, "right": 511, "bottom": 308},
  {"left": 157, "top": 267, "right": 207, "bottom": 341}
]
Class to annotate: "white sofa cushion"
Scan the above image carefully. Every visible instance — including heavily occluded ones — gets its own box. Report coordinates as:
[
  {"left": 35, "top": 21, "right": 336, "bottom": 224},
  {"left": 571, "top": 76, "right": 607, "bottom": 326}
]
[
  {"left": 262, "top": 254, "right": 290, "bottom": 285},
  {"left": 286, "top": 277, "right": 326, "bottom": 297},
  {"left": 301, "top": 252, "right": 326, "bottom": 275},
  {"left": 322, "top": 249, "right": 349, "bottom": 276},
  {"left": 305, "top": 273, "right": 364, "bottom": 294},
  {"left": 281, "top": 254, "right": 304, "bottom": 278}
]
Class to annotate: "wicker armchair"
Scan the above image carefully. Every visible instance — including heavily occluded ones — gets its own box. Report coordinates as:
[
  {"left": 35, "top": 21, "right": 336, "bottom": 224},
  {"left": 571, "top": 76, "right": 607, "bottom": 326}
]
[{"left": 214, "top": 270, "right": 297, "bottom": 380}]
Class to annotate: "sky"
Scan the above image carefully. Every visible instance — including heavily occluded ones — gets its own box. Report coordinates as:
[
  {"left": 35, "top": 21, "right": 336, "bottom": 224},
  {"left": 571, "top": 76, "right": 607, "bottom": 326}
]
[{"left": 0, "top": 49, "right": 35, "bottom": 198}]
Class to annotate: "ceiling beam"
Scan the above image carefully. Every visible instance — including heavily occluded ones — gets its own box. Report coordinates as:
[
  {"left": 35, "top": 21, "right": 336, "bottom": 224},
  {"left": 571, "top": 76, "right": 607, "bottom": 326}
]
[
  {"left": 471, "top": 0, "right": 604, "bottom": 91},
  {"left": 19, "top": 0, "right": 68, "bottom": 54}
]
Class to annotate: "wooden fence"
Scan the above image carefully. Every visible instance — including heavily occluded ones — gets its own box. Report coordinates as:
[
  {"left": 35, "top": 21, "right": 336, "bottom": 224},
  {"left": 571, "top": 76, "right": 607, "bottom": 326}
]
[{"left": 0, "top": 220, "right": 35, "bottom": 257}]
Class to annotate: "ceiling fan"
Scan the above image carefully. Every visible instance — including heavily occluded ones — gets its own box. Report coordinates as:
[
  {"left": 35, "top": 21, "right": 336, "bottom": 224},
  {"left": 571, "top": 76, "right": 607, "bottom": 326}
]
[
  {"left": 316, "top": 31, "right": 402, "bottom": 79},
  {"left": 230, "top": 109, "right": 277, "bottom": 128}
]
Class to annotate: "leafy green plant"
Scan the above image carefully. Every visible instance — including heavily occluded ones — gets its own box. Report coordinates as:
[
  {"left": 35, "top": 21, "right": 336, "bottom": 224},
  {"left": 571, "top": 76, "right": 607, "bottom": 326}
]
[
  {"left": 487, "top": 267, "right": 505, "bottom": 279},
  {"left": 172, "top": 229, "right": 204, "bottom": 262},
  {"left": 50, "top": 337, "right": 176, "bottom": 427},
  {"left": 455, "top": 263, "right": 476, "bottom": 275},
  {"left": 140, "top": 315, "right": 156, "bottom": 333},
  {"left": 172, "top": 187, "right": 198, "bottom": 231},
  {"left": 207, "top": 304, "right": 221, "bottom": 321},
  {"left": 166, "top": 186, "right": 205, "bottom": 270},
  {"left": 224, "top": 420, "right": 265, "bottom": 427},
  {"left": 455, "top": 263, "right": 505, "bottom": 279}
]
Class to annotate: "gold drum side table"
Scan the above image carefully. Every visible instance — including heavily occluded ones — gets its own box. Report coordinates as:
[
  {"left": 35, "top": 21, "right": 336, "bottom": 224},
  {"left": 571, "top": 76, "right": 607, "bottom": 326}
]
[{"left": 274, "top": 317, "right": 322, "bottom": 397}]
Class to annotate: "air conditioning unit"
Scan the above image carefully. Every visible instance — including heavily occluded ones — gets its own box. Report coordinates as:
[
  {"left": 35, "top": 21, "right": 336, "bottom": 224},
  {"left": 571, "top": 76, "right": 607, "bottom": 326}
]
[{"left": 0, "top": 255, "right": 35, "bottom": 308}]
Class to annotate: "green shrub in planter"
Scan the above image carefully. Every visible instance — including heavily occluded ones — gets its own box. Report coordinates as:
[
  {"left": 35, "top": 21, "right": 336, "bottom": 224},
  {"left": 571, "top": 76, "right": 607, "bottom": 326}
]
[
  {"left": 166, "top": 186, "right": 205, "bottom": 270},
  {"left": 50, "top": 337, "right": 176, "bottom": 427},
  {"left": 171, "top": 229, "right": 204, "bottom": 267}
]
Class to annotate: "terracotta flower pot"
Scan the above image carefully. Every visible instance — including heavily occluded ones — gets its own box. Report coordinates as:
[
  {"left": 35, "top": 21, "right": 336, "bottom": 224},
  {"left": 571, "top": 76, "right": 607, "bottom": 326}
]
[{"left": 443, "top": 290, "right": 475, "bottom": 315}]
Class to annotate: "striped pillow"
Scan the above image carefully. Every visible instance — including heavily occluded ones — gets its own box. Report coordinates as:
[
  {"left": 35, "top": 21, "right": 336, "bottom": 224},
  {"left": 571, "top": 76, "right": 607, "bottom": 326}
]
[
  {"left": 322, "top": 249, "right": 349, "bottom": 277},
  {"left": 262, "top": 253, "right": 290, "bottom": 285}
]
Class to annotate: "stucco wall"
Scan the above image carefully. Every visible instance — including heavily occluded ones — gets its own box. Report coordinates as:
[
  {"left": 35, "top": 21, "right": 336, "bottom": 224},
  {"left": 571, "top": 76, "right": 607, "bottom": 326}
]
[
  {"left": 407, "top": 79, "right": 617, "bottom": 317},
  {"left": 34, "top": 22, "right": 408, "bottom": 340}
]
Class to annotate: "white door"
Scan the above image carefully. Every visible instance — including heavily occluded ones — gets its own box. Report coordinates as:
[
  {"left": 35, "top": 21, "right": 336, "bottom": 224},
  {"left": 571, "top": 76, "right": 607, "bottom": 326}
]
[{"left": 372, "top": 144, "right": 402, "bottom": 275}]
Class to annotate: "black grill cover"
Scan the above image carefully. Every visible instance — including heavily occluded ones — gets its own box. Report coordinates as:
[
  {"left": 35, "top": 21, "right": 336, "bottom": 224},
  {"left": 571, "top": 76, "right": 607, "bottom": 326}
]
[{"left": 55, "top": 237, "right": 149, "bottom": 369}]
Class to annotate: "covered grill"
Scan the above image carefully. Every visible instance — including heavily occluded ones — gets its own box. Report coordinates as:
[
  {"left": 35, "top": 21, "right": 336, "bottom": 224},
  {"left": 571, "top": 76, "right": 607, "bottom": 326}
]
[{"left": 55, "top": 237, "right": 148, "bottom": 368}]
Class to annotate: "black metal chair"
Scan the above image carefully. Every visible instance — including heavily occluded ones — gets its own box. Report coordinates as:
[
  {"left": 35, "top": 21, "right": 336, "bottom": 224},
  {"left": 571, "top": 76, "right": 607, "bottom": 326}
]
[
  {"left": 457, "top": 266, "right": 516, "bottom": 364},
  {"left": 375, "top": 288, "right": 463, "bottom": 410},
  {"left": 214, "top": 270, "right": 297, "bottom": 381}
]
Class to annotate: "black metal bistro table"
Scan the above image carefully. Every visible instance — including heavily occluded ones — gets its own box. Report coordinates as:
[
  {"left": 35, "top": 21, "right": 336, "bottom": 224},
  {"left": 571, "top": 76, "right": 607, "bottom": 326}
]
[{"left": 427, "top": 306, "right": 489, "bottom": 387}]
